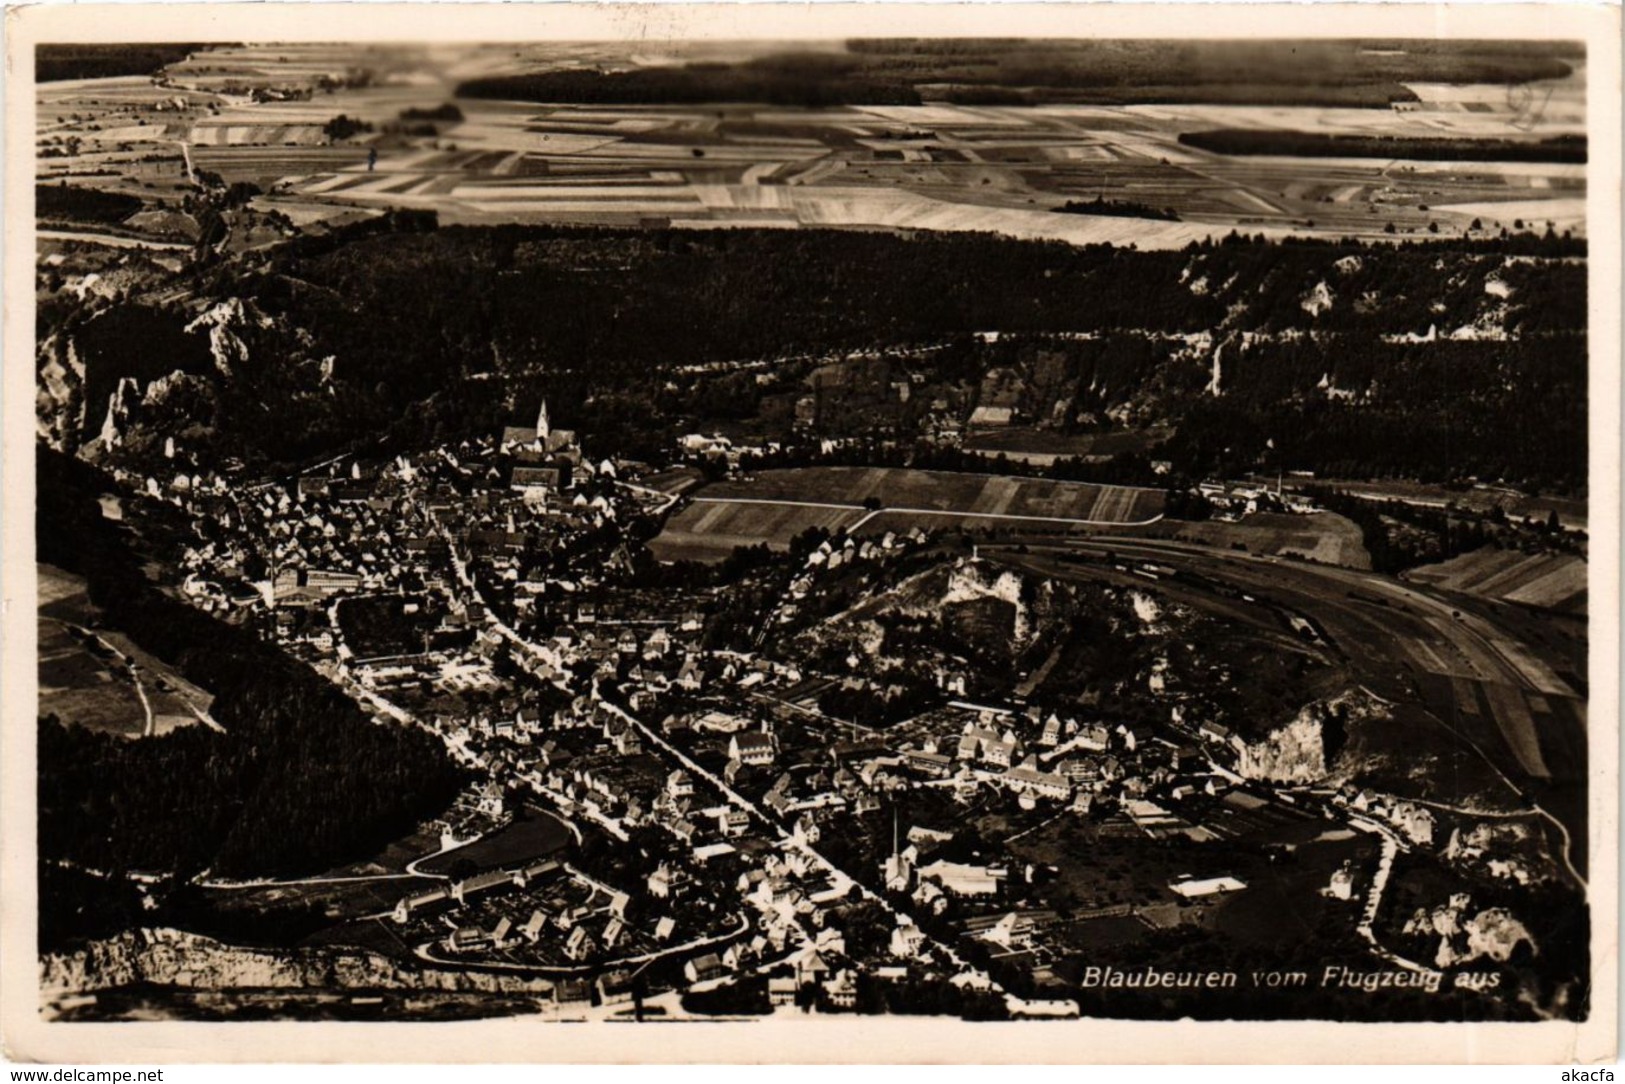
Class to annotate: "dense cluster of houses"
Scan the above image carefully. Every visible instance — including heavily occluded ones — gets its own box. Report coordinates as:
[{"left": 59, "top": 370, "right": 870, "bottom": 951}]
[
  {"left": 153, "top": 406, "right": 1486, "bottom": 1015},
  {"left": 1336, "top": 786, "right": 1439, "bottom": 847}
]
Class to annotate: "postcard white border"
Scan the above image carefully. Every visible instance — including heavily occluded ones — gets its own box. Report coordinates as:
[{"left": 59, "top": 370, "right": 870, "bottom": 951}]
[{"left": 3, "top": 1, "right": 1619, "bottom": 1065}]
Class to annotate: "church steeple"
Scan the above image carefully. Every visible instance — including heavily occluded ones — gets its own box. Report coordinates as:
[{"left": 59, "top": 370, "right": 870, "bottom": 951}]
[{"left": 535, "top": 399, "right": 551, "bottom": 444}]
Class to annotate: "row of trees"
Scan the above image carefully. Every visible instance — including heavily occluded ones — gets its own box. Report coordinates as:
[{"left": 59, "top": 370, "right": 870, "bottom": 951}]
[
  {"left": 1180, "top": 129, "right": 1587, "bottom": 164},
  {"left": 1056, "top": 195, "right": 1179, "bottom": 221},
  {"left": 1302, "top": 486, "right": 1573, "bottom": 575},
  {"left": 457, "top": 55, "right": 923, "bottom": 107}
]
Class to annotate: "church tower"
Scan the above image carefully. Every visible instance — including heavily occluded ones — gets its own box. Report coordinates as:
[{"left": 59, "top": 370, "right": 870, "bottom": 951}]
[{"left": 535, "top": 399, "right": 551, "bottom": 445}]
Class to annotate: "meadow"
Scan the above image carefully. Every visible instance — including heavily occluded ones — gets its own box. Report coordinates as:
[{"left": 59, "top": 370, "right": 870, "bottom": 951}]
[
  {"left": 1405, "top": 547, "right": 1587, "bottom": 612},
  {"left": 650, "top": 466, "right": 1165, "bottom": 562}
]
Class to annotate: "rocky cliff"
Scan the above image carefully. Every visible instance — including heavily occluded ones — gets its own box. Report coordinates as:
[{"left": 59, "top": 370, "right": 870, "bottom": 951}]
[
  {"left": 41, "top": 927, "right": 555, "bottom": 1015},
  {"left": 1237, "top": 709, "right": 1327, "bottom": 785},
  {"left": 1235, "top": 689, "right": 1381, "bottom": 785}
]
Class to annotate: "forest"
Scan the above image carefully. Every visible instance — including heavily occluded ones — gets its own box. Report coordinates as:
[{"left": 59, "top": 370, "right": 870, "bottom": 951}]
[
  {"left": 35, "top": 43, "right": 205, "bottom": 82},
  {"left": 1055, "top": 196, "right": 1179, "bottom": 221},
  {"left": 1156, "top": 333, "right": 1587, "bottom": 492},
  {"left": 36, "top": 183, "right": 143, "bottom": 225},
  {"left": 55, "top": 223, "right": 1587, "bottom": 491},
  {"left": 1179, "top": 129, "right": 1587, "bottom": 164},
  {"left": 459, "top": 39, "right": 1577, "bottom": 109},
  {"left": 35, "top": 449, "right": 468, "bottom": 884}
]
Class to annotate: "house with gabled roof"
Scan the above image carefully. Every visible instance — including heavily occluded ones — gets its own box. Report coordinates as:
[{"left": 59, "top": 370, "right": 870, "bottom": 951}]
[
  {"left": 596, "top": 969, "right": 636, "bottom": 1006},
  {"left": 729, "top": 731, "right": 776, "bottom": 767},
  {"left": 793, "top": 948, "right": 831, "bottom": 987},
  {"left": 890, "top": 922, "right": 928, "bottom": 959},
  {"left": 768, "top": 975, "right": 798, "bottom": 1006},
  {"left": 823, "top": 969, "right": 858, "bottom": 1010},
  {"left": 684, "top": 952, "right": 730, "bottom": 984},
  {"left": 647, "top": 861, "right": 689, "bottom": 899},
  {"left": 563, "top": 925, "right": 594, "bottom": 962}
]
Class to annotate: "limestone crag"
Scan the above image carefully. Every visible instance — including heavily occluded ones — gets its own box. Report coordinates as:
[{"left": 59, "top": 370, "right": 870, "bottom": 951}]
[
  {"left": 1237, "top": 710, "right": 1325, "bottom": 784},
  {"left": 184, "top": 297, "right": 269, "bottom": 376},
  {"left": 41, "top": 928, "right": 555, "bottom": 1012}
]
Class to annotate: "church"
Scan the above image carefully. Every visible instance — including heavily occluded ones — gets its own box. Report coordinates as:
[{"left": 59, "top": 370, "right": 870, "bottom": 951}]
[
  {"left": 500, "top": 399, "right": 578, "bottom": 458},
  {"left": 501, "top": 400, "right": 581, "bottom": 502}
]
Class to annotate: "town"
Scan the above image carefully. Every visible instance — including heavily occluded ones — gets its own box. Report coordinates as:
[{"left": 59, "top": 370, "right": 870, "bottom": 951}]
[
  {"left": 41, "top": 389, "right": 1567, "bottom": 1023},
  {"left": 29, "top": 36, "right": 1592, "bottom": 1031}
]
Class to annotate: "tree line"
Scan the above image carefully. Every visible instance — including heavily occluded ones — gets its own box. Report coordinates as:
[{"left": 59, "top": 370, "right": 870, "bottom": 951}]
[{"left": 1180, "top": 129, "right": 1587, "bottom": 165}]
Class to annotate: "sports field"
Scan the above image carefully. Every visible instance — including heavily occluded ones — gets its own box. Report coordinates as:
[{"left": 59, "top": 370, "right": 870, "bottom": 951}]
[{"left": 416, "top": 807, "right": 576, "bottom": 874}]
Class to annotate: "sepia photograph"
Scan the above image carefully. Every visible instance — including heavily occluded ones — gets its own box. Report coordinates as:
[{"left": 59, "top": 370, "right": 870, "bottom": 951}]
[{"left": 2, "top": 1, "right": 1618, "bottom": 1065}]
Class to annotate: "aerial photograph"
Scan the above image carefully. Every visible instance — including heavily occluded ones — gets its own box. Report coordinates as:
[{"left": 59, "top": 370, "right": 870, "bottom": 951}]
[{"left": 25, "top": 28, "right": 1594, "bottom": 1035}]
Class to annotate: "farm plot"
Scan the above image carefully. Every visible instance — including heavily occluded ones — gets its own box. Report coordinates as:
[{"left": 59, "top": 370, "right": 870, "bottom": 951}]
[
  {"left": 649, "top": 499, "right": 867, "bottom": 563},
  {"left": 38, "top": 44, "right": 1589, "bottom": 246},
  {"left": 652, "top": 466, "right": 1166, "bottom": 561},
  {"left": 37, "top": 615, "right": 148, "bottom": 738},
  {"left": 38, "top": 563, "right": 217, "bottom": 738},
  {"left": 1134, "top": 511, "right": 1373, "bottom": 569},
  {"left": 1405, "top": 547, "right": 1586, "bottom": 612},
  {"left": 707, "top": 466, "right": 1165, "bottom": 523}
]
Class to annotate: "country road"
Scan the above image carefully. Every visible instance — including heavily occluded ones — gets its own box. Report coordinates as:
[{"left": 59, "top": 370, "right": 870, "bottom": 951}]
[{"left": 38, "top": 228, "right": 193, "bottom": 251}]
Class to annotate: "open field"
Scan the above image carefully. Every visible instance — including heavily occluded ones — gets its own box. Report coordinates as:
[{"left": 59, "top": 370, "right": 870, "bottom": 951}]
[
  {"left": 705, "top": 467, "right": 1165, "bottom": 521},
  {"left": 649, "top": 499, "right": 866, "bottom": 563},
  {"left": 1007, "top": 805, "right": 1362, "bottom": 944},
  {"left": 200, "top": 874, "right": 439, "bottom": 932},
  {"left": 1270, "top": 477, "right": 1589, "bottom": 533},
  {"left": 1405, "top": 547, "right": 1587, "bottom": 613},
  {"left": 1208, "top": 828, "right": 1375, "bottom": 947},
  {"left": 37, "top": 44, "right": 1588, "bottom": 246},
  {"left": 651, "top": 467, "right": 1166, "bottom": 562},
  {"left": 38, "top": 563, "right": 217, "bottom": 738},
  {"left": 38, "top": 612, "right": 149, "bottom": 737},
  {"left": 415, "top": 807, "right": 575, "bottom": 875},
  {"left": 1131, "top": 511, "right": 1373, "bottom": 569},
  {"left": 646, "top": 468, "right": 1170, "bottom": 565}
]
